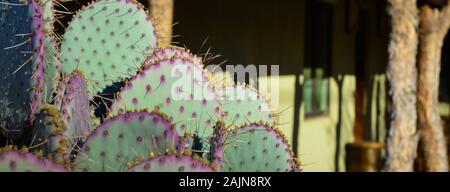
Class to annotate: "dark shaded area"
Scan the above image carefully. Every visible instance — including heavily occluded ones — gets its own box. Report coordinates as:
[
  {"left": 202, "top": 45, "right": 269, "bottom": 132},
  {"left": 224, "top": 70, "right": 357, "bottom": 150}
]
[
  {"left": 191, "top": 134, "right": 204, "bottom": 158},
  {"left": 91, "top": 81, "right": 126, "bottom": 122},
  {"left": 439, "top": 33, "right": 450, "bottom": 103},
  {"left": 173, "top": 0, "right": 303, "bottom": 76},
  {"left": 418, "top": 0, "right": 448, "bottom": 9}
]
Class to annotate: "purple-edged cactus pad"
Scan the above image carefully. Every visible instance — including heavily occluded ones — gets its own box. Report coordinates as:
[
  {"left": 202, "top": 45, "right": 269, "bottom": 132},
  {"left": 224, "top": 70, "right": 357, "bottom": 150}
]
[
  {"left": 0, "top": 0, "right": 46, "bottom": 138},
  {"left": 221, "top": 123, "right": 298, "bottom": 172},
  {"left": 55, "top": 71, "right": 93, "bottom": 144},
  {"left": 110, "top": 57, "right": 221, "bottom": 143},
  {"left": 0, "top": 150, "right": 67, "bottom": 172},
  {"left": 73, "top": 111, "right": 179, "bottom": 172},
  {"left": 144, "top": 46, "right": 201, "bottom": 67},
  {"left": 128, "top": 153, "right": 213, "bottom": 172},
  {"left": 216, "top": 85, "right": 275, "bottom": 128},
  {"left": 60, "top": 0, "right": 158, "bottom": 95}
]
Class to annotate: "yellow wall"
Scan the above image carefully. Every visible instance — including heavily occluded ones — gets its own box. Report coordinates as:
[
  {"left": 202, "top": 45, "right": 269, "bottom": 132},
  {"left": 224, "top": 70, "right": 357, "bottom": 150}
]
[{"left": 259, "top": 75, "right": 356, "bottom": 172}]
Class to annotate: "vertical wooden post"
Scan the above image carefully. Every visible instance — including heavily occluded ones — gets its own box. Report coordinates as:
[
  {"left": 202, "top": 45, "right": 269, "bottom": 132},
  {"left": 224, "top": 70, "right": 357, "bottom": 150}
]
[
  {"left": 149, "top": 0, "right": 174, "bottom": 48},
  {"left": 417, "top": 2, "right": 450, "bottom": 172},
  {"left": 385, "top": 0, "right": 420, "bottom": 172}
]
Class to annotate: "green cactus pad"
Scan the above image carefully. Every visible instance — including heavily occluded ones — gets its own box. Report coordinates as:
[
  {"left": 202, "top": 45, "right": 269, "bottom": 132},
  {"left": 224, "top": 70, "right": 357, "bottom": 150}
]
[
  {"left": 110, "top": 57, "right": 221, "bottom": 143},
  {"left": 216, "top": 85, "right": 275, "bottom": 128},
  {"left": 60, "top": 0, "right": 158, "bottom": 95},
  {"left": 73, "top": 111, "right": 179, "bottom": 172},
  {"left": 41, "top": 0, "right": 54, "bottom": 32},
  {"left": 43, "top": 38, "right": 61, "bottom": 103},
  {"left": 30, "top": 104, "right": 70, "bottom": 166},
  {"left": 0, "top": 150, "right": 67, "bottom": 172},
  {"left": 221, "top": 123, "right": 298, "bottom": 172},
  {"left": 128, "top": 152, "right": 213, "bottom": 172}
]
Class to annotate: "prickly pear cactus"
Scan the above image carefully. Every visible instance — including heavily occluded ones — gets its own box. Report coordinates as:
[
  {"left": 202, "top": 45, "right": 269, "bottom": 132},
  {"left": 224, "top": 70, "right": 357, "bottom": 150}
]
[
  {"left": 41, "top": 0, "right": 60, "bottom": 103},
  {"left": 221, "top": 123, "right": 298, "bottom": 172},
  {"left": 29, "top": 104, "right": 70, "bottom": 165},
  {"left": 216, "top": 85, "right": 275, "bottom": 128},
  {"left": 60, "top": 0, "right": 158, "bottom": 95},
  {"left": 73, "top": 111, "right": 179, "bottom": 172},
  {"left": 128, "top": 151, "right": 214, "bottom": 172},
  {"left": 0, "top": 149, "right": 67, "bottom": 172},
  {"left": 0, "top": 0, "right": 47, "bottom": 138},
  {"left": 55, "top": 71, "right": 93, "bottom": 143},
  {"left": 110, "top": 57, "right": 221, "bottom": 143}
]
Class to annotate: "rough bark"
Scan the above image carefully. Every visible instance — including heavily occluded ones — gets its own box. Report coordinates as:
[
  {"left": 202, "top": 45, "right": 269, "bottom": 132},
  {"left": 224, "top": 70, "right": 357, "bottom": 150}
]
[
  {"left": 149, "top": 0, "right": 174, "bottom": 48},
  {"left": 385, "top": 0, "right": 420, "bottom": 172},
  {"left": 417, "top": 3, "right": 450, "bottom": 172}
]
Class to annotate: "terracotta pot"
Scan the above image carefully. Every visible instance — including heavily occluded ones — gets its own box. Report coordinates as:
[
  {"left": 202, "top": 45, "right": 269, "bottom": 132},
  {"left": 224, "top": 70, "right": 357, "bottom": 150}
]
[{"left": 345, "top": 142, "right": 384, "bottom": 172}]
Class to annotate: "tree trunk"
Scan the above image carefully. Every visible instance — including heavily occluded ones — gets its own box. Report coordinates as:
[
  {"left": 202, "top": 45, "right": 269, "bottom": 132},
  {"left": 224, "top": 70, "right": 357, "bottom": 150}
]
[
  {"left": 417, "top": 3, "right": 450, "bottom": 172},
  {"left": 149, "top": 0, "right": 174, "bottom": 48},
  {"left": 385, "top": 0, "right": 420, "bottom": 172}
]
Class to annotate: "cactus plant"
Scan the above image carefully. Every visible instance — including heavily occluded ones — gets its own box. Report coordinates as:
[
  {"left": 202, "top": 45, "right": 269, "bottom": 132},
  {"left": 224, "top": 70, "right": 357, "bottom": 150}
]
[
  {"left": 110, "top": 56, "right": 221, "bottom": 144},
  {"left": 216, "top": 84, "right": 276, "bottom": 128},
  {"left": 29, "top": 104, "right": 70, "bottom": 166},
  {"left": 221, "top": 123, "right": 299, "bottom": 172},
  {"left": 55, "top": 71, "right": 93, "bottom": 143},
  {"left": 73, "top": 111, "right": 179, "bottom": 172},
  {"left": 0, "top": 0, "right": 48, "bottom": 139},
  {"left": 0, "top": 0, "right": 300, "bottom": 172},
  {"left": 128, "top": 151, "right": 214, "bottom": 172},
  {"left": 0, "top": 147, "right": 67, "bottom": 172},
  {"left": 60, "top": 0, "right": 158, "bottom": 95}
]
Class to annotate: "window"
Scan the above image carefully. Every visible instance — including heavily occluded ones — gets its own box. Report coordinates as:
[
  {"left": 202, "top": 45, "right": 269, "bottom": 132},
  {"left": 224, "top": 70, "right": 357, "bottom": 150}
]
[{"left": 303, "top": 0, "right": 332, "bottom": 117}]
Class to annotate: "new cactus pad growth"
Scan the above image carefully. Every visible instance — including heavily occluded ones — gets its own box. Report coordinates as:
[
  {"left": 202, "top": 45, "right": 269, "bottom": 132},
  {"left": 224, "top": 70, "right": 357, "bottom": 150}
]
[
  {"left": 0, "top": 0, "right": 47, "bottom": 139},
  {"left": 110, "top": 57, "right": 221, "bottom": 144},
  {"left": 74, "top": 111, "right": 179, "bottom": 172},
  {"left": 217, "top": 85, "right": 275, "bottom": 128},
  {"left": 60, "top": 0, "right": 158, "bottom": 95},
  {"left": 221, "top": 123, "right": 298, "bottom": 172},
  {"left": 0, "top": 149, "right": 67, "bottom": 172},
  {"left": 55, "top": 71, "right": 93, "bottom": 143},
  {"left": 128, "top": 151, "right": 214, "bottom": 172}
]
